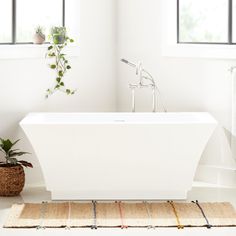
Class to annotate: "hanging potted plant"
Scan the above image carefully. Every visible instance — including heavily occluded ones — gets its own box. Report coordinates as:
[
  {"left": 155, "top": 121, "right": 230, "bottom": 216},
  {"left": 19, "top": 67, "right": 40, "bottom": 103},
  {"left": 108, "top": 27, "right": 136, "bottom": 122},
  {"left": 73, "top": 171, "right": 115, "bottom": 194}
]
[
  {"left": 33, "top": 26, "right": 46, "bottom": 44},
  {"left": 45, "top": 26, "right": 76, "bottom": 98},
  {"left": 50, "top": 26, "right": 67, "bottom": 45},
  {"left": 0, "top": 138, "right": 33, "bottom": 197}
]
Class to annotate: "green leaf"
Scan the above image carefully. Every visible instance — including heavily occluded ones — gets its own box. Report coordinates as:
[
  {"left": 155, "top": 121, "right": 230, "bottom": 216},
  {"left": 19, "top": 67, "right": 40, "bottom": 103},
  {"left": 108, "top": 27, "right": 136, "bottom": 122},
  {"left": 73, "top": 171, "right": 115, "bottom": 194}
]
[
  {"left": 8, "top": 158, "right": 18, "bottom": 165},
  {"left": 66, "top": 65, "right": 71, "bottom": 70},
  {"left": 55, "top": 84, "right": 60, "bottom": 89},
  {"left": 12, "top": 139, "right": 20, "bottom": 147},
  {"left": 10, "top": 148, "right": 20, "bottom": 152},
  {"left": 18, "top": 161, "right": 33, "bottom": 168},
  {"left": 58, "top": 70, "right": 64, "bottom": 77},
  {"left": 8, "top": 151, "right": 30, "bottom": 157},
  {"left": 48, "top": 45, "right": 53, "bottom": 50},
  {"left": 50, "top": 64, "right": 56, "bottom": 69},
  {"left": 66, "top": 89, "right": 71, "bottom": 94},
  {"left": 48, "top": 52, "right": 55, "bottom": 57},
  {"left": 70, "top": 39, "right": 74, "bottom": 43},
  {"left": 56, "top": 77, "right": 61, "bottom": 83},
  {"left": 60, "top": 82, "right": 64, "bottom": 86},
  {"left": 0, "top": 139, "right": 13, "bottom": 153}
]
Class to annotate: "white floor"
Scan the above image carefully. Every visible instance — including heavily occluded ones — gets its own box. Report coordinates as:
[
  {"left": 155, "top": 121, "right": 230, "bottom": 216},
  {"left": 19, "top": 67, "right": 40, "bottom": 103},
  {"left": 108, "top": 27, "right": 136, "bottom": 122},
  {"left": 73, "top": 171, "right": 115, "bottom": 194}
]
[{"left": 1, "top": 187, "right": 236, "bottom": 236}]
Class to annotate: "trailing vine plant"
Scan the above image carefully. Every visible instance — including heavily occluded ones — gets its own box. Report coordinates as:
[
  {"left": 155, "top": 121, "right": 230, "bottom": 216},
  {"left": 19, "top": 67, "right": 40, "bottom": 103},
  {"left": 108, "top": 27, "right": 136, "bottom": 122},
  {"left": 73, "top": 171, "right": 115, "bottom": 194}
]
[{"left": 46, "top": 27, "right": 76, "bottom": 98}]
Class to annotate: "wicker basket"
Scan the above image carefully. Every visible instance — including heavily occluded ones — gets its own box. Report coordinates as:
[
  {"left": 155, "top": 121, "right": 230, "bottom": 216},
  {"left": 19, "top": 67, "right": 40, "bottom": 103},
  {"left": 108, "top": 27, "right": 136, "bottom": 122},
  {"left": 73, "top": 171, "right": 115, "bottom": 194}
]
[{"left": 0, "top": 165, "right": 25, "bottom": 197}]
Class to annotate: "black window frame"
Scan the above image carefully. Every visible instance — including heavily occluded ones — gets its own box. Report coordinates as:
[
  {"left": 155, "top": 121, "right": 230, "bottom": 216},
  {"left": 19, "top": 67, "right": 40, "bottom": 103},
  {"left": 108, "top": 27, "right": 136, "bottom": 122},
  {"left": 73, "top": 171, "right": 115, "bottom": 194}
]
[
  {"left": 0, "top": 0, "right": 65, "bottom": 45},
  {"left": 177, "top": 0, "right": 235, "bottom": 45}
]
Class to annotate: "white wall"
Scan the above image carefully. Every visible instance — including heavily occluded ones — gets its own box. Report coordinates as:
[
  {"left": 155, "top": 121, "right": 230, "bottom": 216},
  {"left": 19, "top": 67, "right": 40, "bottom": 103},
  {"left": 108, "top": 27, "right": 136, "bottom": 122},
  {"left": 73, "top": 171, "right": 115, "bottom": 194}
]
[
  {"left": 0, "top": 0, "right": 117, "bottom": 187},
  {"left": 117, "top": 0, "right": 236, "bottom": 185}
]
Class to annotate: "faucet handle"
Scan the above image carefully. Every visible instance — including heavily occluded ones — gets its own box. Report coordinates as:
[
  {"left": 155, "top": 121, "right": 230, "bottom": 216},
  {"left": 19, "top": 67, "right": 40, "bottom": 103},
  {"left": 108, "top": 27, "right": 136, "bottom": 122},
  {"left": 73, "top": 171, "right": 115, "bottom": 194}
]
[{"left": 129, "top": 84, "right": 138, "bottom": 89}]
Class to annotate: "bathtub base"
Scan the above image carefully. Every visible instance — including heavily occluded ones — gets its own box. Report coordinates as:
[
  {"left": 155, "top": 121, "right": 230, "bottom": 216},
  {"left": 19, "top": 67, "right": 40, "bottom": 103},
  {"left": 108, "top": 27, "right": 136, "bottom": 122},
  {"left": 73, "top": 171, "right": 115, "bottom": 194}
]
[{"left": 51, "top": 190, "right": 187, "bottom": 201}]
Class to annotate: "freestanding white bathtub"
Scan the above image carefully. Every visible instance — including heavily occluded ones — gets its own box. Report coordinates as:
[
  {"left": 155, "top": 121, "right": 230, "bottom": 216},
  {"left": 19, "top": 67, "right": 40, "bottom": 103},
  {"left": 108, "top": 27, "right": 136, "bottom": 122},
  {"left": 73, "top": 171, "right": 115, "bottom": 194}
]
[{"left": 20, "top": 112, "right": 217, "bottom": 200}]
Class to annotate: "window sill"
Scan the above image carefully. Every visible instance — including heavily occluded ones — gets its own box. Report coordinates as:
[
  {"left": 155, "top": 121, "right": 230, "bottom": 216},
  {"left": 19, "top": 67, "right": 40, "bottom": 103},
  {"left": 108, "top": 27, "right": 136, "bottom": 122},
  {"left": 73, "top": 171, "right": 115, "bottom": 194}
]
[
  {"left": 162, "top": 43, "right": 236, "bottom": 59},
  {"left": 0, "top": 44, "right": 79, "bottom": 59}
]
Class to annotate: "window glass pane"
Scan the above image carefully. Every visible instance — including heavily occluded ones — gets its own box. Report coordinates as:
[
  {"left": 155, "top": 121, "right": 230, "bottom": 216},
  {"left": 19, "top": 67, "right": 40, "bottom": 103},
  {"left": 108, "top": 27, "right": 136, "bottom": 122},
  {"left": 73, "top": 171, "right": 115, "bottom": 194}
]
[
  {"left": 179, "top": 0, "right": 228, "bottom": 43},
  {"left": 16, "top": 0, "right": 63, "bottom": 43},
  {"left": 0, "top": 0, "right": 12, "bottom": 43}
]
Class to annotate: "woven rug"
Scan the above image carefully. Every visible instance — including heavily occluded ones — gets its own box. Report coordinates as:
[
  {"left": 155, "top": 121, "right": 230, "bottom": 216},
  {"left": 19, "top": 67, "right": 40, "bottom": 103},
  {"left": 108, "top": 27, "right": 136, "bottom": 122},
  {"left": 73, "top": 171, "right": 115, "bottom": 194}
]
[{"left": 4, "top": 201, "right": 236, "bottom": 229}]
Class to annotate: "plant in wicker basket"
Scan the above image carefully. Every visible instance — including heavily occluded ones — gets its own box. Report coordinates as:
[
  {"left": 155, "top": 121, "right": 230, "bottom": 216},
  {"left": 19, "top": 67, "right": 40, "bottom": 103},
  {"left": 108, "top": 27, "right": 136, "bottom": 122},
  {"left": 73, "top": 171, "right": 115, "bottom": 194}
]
[{"left": 0, "top": 138, "right": 33, "bottom": 197}]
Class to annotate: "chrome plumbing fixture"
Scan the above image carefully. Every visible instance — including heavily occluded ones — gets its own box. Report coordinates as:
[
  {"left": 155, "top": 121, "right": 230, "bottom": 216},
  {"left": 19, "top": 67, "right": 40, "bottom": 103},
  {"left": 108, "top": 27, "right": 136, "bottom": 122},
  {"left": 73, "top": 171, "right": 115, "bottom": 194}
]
[{"left": 121, "top": 58, "right": 167, "bottom": 112}]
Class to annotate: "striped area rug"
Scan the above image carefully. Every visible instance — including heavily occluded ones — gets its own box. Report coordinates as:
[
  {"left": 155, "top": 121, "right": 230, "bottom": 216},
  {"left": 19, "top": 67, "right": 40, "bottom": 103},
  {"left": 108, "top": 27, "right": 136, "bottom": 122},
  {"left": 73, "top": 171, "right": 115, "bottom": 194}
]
[{"left": 4, "top": 201, "right": 236, "bottom": 229}]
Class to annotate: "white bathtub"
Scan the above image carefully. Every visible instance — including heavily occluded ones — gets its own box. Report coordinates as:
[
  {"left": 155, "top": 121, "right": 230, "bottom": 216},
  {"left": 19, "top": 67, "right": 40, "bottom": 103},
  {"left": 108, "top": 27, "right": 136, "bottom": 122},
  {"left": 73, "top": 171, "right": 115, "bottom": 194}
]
[{"left": 20, "top": 112, "right": 217, "bottom": 200}]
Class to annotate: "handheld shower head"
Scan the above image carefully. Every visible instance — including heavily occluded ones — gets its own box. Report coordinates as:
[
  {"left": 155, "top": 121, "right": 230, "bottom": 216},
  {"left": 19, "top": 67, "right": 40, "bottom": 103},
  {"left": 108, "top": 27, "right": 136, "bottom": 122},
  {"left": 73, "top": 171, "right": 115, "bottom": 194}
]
[
  {"left": 120, "top": 58, "right": 136, "bottom": 68},
  {"left": 121, "top": 58, "right": 143, "bottom": 78},
  {"left": 120, "top": 58, "right": 129, "bottom": 64}
]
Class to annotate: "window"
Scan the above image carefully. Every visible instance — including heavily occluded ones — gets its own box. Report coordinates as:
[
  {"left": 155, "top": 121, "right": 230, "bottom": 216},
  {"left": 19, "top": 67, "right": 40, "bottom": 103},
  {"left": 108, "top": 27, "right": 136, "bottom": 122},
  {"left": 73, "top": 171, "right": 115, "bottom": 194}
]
[
  {"left": 177, "top": 0, "right": 236, "bottom": 44},
  {"left": 0, "top": 0, "right": 65, "bottom": 44},
  {"left": 162, "top": 0, "right": 236, "bottom": 59},
  {"left": 0, "top": 1, "right": 12, "bottom": 43}
]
